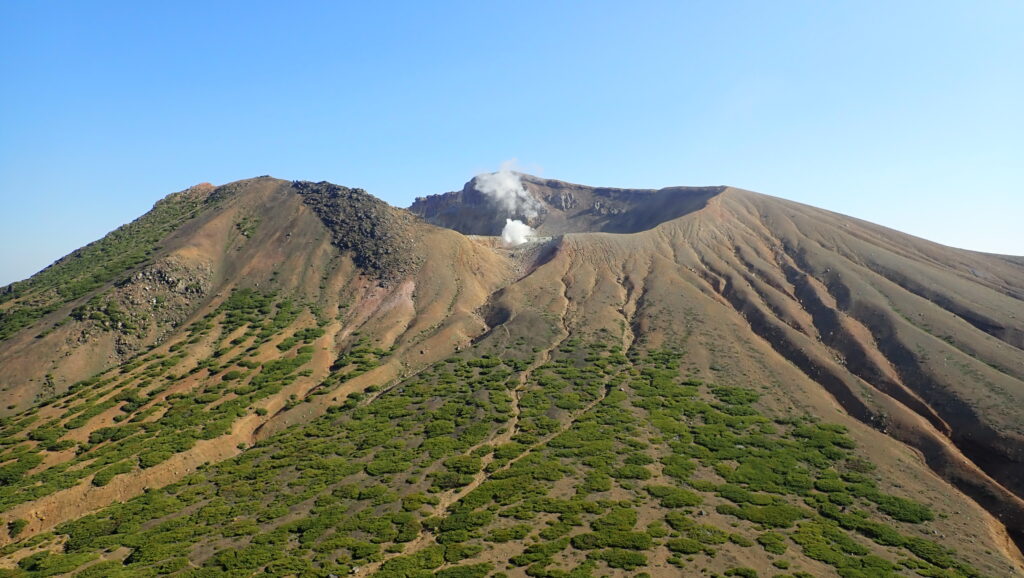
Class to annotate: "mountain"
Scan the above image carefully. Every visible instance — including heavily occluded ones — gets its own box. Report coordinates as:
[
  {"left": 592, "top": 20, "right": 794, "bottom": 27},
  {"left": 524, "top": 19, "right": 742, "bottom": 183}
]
[
  {"left": 408, "top": 175, "right": 723, "bottom": 236},
  {"left": 0, "top": 174, "right": 1021, "bottom": 577}
]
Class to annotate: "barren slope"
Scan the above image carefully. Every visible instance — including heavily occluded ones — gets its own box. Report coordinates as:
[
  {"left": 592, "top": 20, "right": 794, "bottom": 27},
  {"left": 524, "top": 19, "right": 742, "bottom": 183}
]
[
  {"left": 460, "top": 191, "right": 1024, "bottom": 571},
  {"left": 0, "top": 175, "right": 1022, "bottom": 577}
]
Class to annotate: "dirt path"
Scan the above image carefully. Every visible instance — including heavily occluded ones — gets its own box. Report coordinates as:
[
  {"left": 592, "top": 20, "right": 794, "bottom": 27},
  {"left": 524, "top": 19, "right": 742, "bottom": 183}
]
[
  {"left": 356, "top": 373, "right": 611, "bottom": 577},
  {"left": 355, "top": 270, "right": 585, "bottom": 577}
]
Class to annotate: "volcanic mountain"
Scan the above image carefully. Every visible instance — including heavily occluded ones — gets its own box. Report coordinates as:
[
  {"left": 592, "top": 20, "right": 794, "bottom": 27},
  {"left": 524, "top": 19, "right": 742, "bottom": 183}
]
[{"left": 0, "top": 174, "right": 1021, "bottom": 577}]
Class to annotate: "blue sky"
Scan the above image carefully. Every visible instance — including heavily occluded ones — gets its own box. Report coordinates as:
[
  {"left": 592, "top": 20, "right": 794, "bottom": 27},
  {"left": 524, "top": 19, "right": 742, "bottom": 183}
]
[{"left": 1, "top": 1, "right": 1022, "bottom": 285}]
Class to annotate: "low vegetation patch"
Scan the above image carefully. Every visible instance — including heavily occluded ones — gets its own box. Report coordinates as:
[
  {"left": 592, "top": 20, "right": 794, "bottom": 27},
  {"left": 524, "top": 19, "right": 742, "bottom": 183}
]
[{"left": 0, "top": 343, "right": 982, "bottom": 577}]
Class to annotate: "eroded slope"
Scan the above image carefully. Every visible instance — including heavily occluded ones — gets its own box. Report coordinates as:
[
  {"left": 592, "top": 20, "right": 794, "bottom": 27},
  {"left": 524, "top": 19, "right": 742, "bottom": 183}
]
[
  {"left": 0, "top": 177, "right": 510, "bottom": 547},
  {"left": 1, "top": 175, "right": 1023, "bottom": 576}
]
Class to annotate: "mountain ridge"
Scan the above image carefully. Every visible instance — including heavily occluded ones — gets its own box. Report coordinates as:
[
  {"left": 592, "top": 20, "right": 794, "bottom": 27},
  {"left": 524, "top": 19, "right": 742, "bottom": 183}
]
[{"left": 0, "top": 174, "right": 1022, "bottom": 576}]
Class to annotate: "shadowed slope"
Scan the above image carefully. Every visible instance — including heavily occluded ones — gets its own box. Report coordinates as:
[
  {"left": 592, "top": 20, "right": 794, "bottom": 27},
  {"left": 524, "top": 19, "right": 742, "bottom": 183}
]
[{"left": 689, "top": 189, "right": 1024, "bottom": 548}]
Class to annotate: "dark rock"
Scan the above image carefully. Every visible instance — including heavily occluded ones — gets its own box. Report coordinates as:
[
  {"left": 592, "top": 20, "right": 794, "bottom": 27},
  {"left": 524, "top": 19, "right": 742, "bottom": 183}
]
[{"left": 293, "top": 181, "right": 422, "bottom": 285}]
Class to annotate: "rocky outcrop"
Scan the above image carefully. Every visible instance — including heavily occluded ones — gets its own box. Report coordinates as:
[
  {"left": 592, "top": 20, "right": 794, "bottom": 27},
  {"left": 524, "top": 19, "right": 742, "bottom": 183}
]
[
  {"left": 294, "top": 181, "right": 422, "bottom": 285},
  {"left": 408, "top": 173, "right": 724, "bottom": 236}
]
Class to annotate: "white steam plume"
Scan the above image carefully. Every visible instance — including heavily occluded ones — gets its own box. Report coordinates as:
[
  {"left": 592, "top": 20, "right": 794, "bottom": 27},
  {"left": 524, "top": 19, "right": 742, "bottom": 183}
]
[
  {"left": 475, "top": 160, "right": 542, "bottom": 220},
  {"left": 501, "top": 218, "right": 534, "bottom": 247}
]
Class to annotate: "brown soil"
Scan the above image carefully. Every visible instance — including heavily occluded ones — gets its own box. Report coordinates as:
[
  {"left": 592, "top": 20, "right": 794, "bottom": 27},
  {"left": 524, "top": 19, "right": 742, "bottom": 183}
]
[{"left": 1, "top": 175, "right": 1022, "bottom": 574}]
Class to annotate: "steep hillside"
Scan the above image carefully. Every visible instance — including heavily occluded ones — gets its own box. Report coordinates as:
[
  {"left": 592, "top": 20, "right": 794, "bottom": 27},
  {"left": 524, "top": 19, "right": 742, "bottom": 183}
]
[
  {"left": 0, "top": 175, "right": 509, "bottom": 540},
  {"left": 0, "top": 174, "right": 1022, "bottom": 577},
  {"left": 0, "top": 178, "right": 499, "bottom": 414}
]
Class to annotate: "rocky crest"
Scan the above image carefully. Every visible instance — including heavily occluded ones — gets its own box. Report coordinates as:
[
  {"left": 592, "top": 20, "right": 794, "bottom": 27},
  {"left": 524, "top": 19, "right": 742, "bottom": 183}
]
[
  {"left": 293, "top": 181, "right": 422, "bottom": 284},
  {"left": 408, "top": 174, "right": 725, "bottom": 236}
]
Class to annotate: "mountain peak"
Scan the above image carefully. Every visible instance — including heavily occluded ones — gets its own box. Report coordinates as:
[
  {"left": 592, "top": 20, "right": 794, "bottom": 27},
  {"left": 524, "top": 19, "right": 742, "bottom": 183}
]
[
  {"left": 293, "top": 180, "right": 423, "bottom": 283},
  {"left": 410, "top": 174, "right": 725, "bottom": 237}
]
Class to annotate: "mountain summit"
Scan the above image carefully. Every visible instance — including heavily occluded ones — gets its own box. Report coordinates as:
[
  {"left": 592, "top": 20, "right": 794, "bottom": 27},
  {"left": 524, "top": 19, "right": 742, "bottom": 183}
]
[
  {"left": 0, "top": 175, "right": 1021, "bottom": 576},
  {"left": 409, "top": 174, "right": 723, "bottom": 236}
]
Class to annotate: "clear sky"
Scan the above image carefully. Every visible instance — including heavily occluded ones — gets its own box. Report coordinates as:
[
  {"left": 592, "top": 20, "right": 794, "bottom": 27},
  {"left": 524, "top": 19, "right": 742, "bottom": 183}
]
[{"left": 1, "top": 1, "right": 1022, "bottom": 286}]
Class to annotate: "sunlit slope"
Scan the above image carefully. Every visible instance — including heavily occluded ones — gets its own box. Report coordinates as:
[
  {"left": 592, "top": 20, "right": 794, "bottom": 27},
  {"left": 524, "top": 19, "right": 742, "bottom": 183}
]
[
  {"left": 2, "top": 346, "right": 1019, "bottom": 577},
  {"left": 472, "top": 186, "right": 1024, "bottom": 551},
  {"left": 0, "top": 178, "right": 507, "bottom": 414},
  {"left": 0, "top": 175, "right": 1022, "bottom": 576},
  {"left": 0, "top": 178, "right": 508, "bottom": 543}
]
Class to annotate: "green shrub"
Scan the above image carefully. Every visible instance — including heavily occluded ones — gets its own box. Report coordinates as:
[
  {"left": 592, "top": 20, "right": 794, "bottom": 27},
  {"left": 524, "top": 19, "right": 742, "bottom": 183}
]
[
  {"left": 444, "top": 455, "right": 483, "bottom": 475},
  {"left": 660, "top": 455, "right": 696, "bottom": 480},
  {"left": 581, "top": 471, "right": 612, "bottom": 493},
  {"left": 72, "top": 560, "right": 137, "bottom": 577},
  {"left": 756, "top": 531, "right": 787, "bottom": 554},
  {"left": 487, "top": 525, "right": 530, "bottom": 543},
  {"left": 646, "top": 485, "right": 702, "bottom": 507},
  {"left": 717, "top": 503, "right": 809, "bottom": 528},
  {"left": 729, "top": 533, "right": 754, "bottom": 547},
  {"left": 612, "top": 464, "right": 652, "bottom": 480},
  {"left": 91, "top": 461, "right": 133, "bottom": 487},
  {"left": 872, "top": 494, "right": 934, "bottom": 523},
  {"left": 571, "top": 531, "right": 652, "bottom": 550},
  {"left": 434, "top": 563, "right": 494, "bottom": 578},
  {"left": 665, "top": 537, "right": 703, "bottom": 554},
  {"left": 591, "top": 508, "right": 637, "bottom": 532},
  {"left": 210, "top": 544, "right": 282, "bottom": 570},
  {"left": 589, "top": 548, "right": 646, "bottom": 570},
  {"left": 138, "top": 450, "right": 173, "bottom": 469},
  {"left": 17, "top": 551, "right": 98, "bottom": 575},
  {"left": 7, "top": 519, "right": 27, "bottom": 538},
  {"left": 904, "top": 536, "right": 958, "bottom": 568}
]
